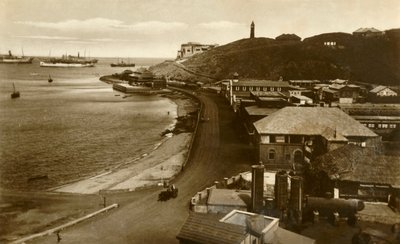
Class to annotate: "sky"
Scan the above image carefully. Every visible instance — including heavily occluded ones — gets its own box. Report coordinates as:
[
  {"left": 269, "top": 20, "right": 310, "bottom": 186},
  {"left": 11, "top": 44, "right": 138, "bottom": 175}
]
[{"left": 1, "top": 0, "right": 399, "bottom": 58}]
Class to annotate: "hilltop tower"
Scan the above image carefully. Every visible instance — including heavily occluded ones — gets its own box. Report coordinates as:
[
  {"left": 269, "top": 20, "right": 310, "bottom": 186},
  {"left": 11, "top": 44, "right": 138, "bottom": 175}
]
[{"left": 250, "top": 21, "right": 255, "bottom": 38}]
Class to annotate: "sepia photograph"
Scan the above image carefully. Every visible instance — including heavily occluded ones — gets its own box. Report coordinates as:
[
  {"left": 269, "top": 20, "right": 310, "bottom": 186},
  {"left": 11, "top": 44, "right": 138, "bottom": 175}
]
[{"left": 0, "top": 0, "right": 399, "bottom": 243}]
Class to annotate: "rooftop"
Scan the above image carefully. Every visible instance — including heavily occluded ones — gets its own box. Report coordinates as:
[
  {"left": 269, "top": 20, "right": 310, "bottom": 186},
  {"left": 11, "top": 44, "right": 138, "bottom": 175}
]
[
  {"left": 233, "top": 80, "right": 290, "bottom": 87},
  {"left": 353, "top": 27, "right": 383, "bottom": 33},
  {"left": 254, "top": 107, "right": 378, "bottom": 137},
  {"left": 370, "top": 85, "right": 394, "bottom": 93},
  {"left": 207, "top": 189, "right": 250, "bottom": 207},
  {"left": 244, "top": 106, "right": 280, "bottom": 116},
  {"left": 176, "top": 212, "right": 247, "bottom": 244},
  {"left": 313, "top": 144, "right": 400, "bottom": 186}
]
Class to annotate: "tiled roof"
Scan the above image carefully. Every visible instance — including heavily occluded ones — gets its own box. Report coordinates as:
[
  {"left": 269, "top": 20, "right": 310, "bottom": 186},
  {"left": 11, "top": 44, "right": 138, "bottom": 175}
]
[
  {"left": 313, "top": 144, "right": 400, "bottom": 186},
  {"left": 176, "top": 213, "right": 247, "bottom": 244},
  {"left": 254, "top": 107, "right": 377, "bottom": 137}
]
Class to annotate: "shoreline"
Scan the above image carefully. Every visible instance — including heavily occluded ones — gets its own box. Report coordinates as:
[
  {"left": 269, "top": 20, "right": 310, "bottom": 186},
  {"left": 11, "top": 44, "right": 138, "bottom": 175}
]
[{"left": 50, "top": 78, "right": 199, "bottom": 194}]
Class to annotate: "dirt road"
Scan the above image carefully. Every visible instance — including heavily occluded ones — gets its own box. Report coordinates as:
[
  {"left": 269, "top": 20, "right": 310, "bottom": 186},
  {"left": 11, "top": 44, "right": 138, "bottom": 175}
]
[{"left": 31, "top": 91, "right": 252, "bottom": 244}]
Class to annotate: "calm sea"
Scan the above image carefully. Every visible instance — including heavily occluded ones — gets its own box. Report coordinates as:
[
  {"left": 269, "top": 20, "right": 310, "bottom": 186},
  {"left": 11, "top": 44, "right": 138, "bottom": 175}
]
[{"left": 0, "top": 57, "right": 177, "bottom": 191}]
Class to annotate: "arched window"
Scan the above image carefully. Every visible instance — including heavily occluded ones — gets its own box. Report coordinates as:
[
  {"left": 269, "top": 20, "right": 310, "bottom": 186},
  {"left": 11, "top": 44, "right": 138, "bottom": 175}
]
[
  {"left": 268, "top": 149, "right": 276, "bottom": 160},
  {"left": 293, "top": 150, "right": 303, "bottom": 163}
]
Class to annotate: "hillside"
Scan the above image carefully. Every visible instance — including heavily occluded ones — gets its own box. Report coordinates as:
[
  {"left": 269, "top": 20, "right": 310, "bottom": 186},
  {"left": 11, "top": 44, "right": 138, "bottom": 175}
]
[{"left": 150, "top": 29, "right": 400, "bottom": 85}]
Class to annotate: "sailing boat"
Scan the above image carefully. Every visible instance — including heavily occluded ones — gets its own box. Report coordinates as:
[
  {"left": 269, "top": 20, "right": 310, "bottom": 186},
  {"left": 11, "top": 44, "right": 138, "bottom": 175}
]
[
  {"left": 11, "top": 83, "right": 20, "bottom": 98},
  {"left": 48, "top": 74, "right": 53, "bottom": 83}
]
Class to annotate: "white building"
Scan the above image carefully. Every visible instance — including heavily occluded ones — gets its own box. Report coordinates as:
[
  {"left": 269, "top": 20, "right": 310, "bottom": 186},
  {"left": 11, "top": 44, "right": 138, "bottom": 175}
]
[
  {"left": 370, "top": 85, "right": 398, "bottom": 97},
  {"left": 177, "top": 42, "right": 218, "bottom": 59}
]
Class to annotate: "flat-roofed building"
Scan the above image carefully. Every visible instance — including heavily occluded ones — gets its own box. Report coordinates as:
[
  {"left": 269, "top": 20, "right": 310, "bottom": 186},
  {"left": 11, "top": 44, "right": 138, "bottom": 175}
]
[
  {"left": 253, "top": 107, "right": 380, "bottom": 171},
  {"left": 177, "top": 42, "right": 218, "bottom": 59},
  {"left": 177, "top": 210, "right": 315, "bottom": 244}
]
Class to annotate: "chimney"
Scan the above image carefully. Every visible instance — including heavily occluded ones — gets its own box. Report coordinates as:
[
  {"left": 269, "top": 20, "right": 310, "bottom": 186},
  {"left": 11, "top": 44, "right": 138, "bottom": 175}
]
[
  {"left": 251, "top": 165, "right": 265, "bottom": 213},
  {"left": 275, "top": 171, "right": 288, "bottom": 210}
]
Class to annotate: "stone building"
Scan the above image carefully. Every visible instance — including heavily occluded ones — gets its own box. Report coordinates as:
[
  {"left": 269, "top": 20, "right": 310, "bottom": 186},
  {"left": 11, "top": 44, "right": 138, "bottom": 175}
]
[{"left": 253, "top": 107, "right": 380, "bottom": 171}]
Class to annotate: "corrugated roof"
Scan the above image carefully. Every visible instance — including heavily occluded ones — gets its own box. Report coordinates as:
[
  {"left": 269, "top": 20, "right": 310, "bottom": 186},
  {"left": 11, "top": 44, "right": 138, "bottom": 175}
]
[
  {"left": 313, "top": 145, "right": 400, "bottom": 186},
  {"left": 176, "top": 212, "right": 247, "bottom": 244},
  {"left": 254, "top": 107, "right": 378, "bottom": 137},
  {"left": 207, "top": 189, "right": 250, "bottom": 207}
]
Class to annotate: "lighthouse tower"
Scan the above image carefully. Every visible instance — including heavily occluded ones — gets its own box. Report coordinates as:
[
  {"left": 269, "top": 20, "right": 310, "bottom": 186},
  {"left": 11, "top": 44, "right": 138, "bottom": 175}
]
[{"left": 250, "top": 21, "right": 255, "bottom": 39}]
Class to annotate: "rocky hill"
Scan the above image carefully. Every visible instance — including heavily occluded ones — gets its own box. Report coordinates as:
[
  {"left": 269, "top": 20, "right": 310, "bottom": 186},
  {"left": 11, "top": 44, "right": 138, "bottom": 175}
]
[{"left": 150, "top": 29, "right": 400, "bottom": 85}]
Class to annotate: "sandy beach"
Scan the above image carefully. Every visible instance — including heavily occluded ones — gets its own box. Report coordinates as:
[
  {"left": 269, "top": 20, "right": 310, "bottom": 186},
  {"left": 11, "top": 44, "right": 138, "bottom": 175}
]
[{"left": 53, "top": 93, "right": 198, "bottom": 194}]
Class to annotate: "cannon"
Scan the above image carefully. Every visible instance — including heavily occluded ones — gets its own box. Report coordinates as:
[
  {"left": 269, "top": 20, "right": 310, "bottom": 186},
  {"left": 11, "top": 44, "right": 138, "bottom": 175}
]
[
  {"left": 304, "top": 196, "right": 364, "bottom": 225},
  {"left": 158, "top": 184, "right": 178, "bottom": 201}
]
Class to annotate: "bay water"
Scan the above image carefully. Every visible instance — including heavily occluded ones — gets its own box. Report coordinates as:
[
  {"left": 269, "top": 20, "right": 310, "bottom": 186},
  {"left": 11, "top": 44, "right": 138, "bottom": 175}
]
[{"left": 0, "top": 57, "right": 177, "bottom": 191}]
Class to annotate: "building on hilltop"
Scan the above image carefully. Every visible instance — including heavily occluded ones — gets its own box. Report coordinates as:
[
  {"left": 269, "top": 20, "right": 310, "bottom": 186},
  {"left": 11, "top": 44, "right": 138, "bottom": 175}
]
[
  {"left": 250, "top": 21, "right": 255, "bottom": 38},
  {"left": 177, "top": 42, "right": 218, "bottom": 59},
  {"left": 275, "top": 33, "right": 301, "bottom": 42},
  {"left": 253, "top": 107, "right": 380, "bottom": 171},
  {"left": 353, "top": 27, "right": 384, "bottom": 37}
]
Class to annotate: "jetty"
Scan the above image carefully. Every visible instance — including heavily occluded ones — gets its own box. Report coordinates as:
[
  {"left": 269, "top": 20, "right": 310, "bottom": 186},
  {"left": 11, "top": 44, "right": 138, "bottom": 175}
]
[{"left": 112, "top": 83, "right": 170, "bottom": 95}]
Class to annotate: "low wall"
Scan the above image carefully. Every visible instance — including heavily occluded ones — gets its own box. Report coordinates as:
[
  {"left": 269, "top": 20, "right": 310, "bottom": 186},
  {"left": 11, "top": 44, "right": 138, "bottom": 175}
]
[{"left": 11, "top": 203, "right": 119, "bottom": 244}]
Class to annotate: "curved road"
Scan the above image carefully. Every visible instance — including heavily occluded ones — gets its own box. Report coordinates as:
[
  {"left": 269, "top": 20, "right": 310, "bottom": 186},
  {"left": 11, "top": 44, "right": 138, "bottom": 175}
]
[{"left": 34, "top": 91, "right": 251, "bottom": 244}]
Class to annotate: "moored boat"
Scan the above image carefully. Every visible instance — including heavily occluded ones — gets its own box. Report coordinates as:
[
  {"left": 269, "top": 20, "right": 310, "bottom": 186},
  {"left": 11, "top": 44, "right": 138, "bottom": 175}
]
[
  {"left": 40, "top": 53, "right": 98, "bottom": 67},
  {"left": 0, "top": 50, "right": 33, "bottom": 64},
  {"left": 110, "top": 59, "right": 135, "bottom": 67}
]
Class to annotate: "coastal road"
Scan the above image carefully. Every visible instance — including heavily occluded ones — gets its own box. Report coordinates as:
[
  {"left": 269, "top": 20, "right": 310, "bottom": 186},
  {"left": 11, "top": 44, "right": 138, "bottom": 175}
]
[{"left": 32, "top": 91, "right": 252, "bottom": 244}]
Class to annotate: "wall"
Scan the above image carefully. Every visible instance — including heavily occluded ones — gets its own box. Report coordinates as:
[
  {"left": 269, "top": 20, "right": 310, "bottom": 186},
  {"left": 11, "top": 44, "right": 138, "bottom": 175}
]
[{"left": 258, "top": 143, "right": 303, "bottom": 170}]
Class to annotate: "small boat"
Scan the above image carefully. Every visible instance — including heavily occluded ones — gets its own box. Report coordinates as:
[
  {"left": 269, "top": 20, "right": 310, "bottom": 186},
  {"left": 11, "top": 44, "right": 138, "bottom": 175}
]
[
  {"left": 11, "top": 83, "right": 20, "bottom": 99},
  {"left": 48, "top": 75, "right": 53, "bottom": 83}
]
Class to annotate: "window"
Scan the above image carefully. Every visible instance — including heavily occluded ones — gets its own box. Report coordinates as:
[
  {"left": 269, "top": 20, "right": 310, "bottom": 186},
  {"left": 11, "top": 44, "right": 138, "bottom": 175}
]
[
  {"left": 256, "top": 87, "right": 260, "bottom": 91},
  {"left": 235, "top": 86, "right": 240, "bottom": 91},
  {"left": 249, "top": 87, "right": 253, "bottom": 91},
  {"left": 243, "top": 87, "right": 247, "bottom": 91},
  {"left": 277, "top": 87, "right": 282, "bottom": 91},
  {"left": 275, "top": 136, "right": 285, "bottom": 143},
  {"left": 270, "top": 87, "right": 274, "bottom": 91},
  {"left": 368, "top": 124, "right": 375, "bottom": 128},
  {"left": 389, "top": 124, "right": 397, "bottom": 128},
  {"left": 268, "top": 149, "right": 276, "bottom": 160},
  {"left": 290, "top": 135, "right": 303, "bottom": 144},
  {"left": 263, "top": 87, "right": 268, "bottom": 91},
  {"left": 381, "top": 124, "right": 388, "bottom": 128},
  {"left": 378, "top": 124, "right": 382, "bottom": 128}
]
